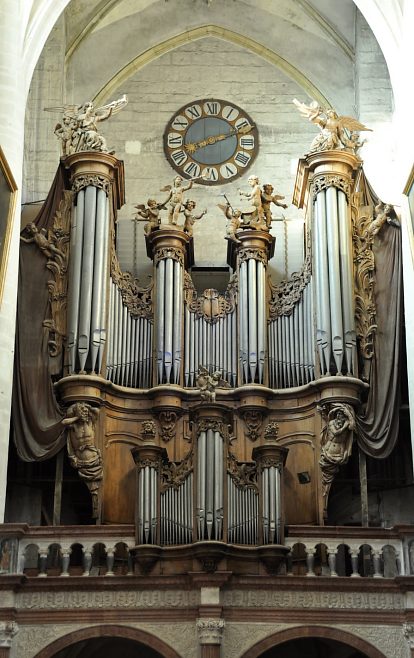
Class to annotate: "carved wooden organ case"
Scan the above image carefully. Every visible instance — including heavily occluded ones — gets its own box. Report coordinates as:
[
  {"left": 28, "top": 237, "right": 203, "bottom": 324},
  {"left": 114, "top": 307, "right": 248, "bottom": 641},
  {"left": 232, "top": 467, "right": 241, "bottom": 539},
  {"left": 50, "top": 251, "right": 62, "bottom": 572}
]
[{"left": 16, "top": 146, "right": 398, "bottom": 573}]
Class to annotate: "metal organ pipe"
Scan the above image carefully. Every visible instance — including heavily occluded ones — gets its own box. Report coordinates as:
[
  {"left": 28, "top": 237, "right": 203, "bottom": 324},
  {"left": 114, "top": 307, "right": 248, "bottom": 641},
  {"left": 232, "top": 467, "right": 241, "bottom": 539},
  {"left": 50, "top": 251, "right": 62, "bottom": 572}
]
[
  {"left": 267, "top": 279, "right": 314, "bottom": 389},
  {"left": 196, "top": 429, "right": 224, "bottom": 541},
  {"left": 337, "top": 189, "right": 357, "bottom": 374},
  {"left": 326, "top": 186, "right": 344, "bottom": 374}
]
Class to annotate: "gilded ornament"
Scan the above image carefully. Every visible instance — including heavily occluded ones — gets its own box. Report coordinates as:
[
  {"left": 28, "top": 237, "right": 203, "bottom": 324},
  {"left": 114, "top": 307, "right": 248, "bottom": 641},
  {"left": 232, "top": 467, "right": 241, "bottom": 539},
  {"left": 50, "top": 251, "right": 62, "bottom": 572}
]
[{"left": 293, "top": 98, "right": 371, "bottom": 155}]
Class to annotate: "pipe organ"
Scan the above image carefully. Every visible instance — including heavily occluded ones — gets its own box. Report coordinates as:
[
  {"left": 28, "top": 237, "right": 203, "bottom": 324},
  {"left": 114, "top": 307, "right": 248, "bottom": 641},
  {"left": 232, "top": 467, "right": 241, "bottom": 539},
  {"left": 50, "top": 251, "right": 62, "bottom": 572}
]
[{"left": 23, "top": 142, "right": 376, "bottom": 574}]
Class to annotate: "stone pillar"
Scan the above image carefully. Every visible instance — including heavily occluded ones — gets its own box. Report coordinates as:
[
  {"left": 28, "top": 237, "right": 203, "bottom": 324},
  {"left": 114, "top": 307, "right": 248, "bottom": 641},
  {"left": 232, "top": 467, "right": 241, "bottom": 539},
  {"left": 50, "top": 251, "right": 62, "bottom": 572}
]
[
  {"left": 0, "top": 0, "right": 26, "bottom": 522},
  {"left": 0, "top": 622, "right": 18, "bottom": 657},
  {"left": 197, "top": 618, "right": 225, "bottom": 658}
]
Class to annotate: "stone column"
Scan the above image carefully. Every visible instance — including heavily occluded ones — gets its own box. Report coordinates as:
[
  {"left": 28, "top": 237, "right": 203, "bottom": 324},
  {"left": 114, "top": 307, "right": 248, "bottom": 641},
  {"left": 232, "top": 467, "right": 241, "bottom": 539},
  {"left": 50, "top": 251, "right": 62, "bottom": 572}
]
[
  {"left": 0, "top": 622, "right": 18, "bottom": 657},
  {"left": 0, "top": 1, "right": 26, "bottom": 522},
  {"left": 197, "top": 618, "right": 225, "bottom": 658}
]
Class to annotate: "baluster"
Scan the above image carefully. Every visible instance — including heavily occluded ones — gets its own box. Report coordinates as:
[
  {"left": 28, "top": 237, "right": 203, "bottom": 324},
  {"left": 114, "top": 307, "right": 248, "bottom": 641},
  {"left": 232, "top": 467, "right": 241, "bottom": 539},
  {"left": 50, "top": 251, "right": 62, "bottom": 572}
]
[
  {"left": 306, "top": 548, "right": 316, "bottom": 577},
  {"left": 38, "top": 549, "right": 48, "bottom": 577},
  {"left": 328, "top": 548, "right": 338, "bottom": 576},
  {"left": 106, "top": 549, "right": 115, "bottom": 576},
  {"left": 372, "top": 549, "right": 383, "bottom": 578},
  {"left": 350, "top": 549, "right": 360, "bottom": 577},
  {"left": 127, "top": 549, "right": 134, "bottom": 576},
  {"left": 61, "top": 548, "right": 71, "bottom": 577},
  {"left": 83, "top": 549, "right": 92, "bottom": 576}
]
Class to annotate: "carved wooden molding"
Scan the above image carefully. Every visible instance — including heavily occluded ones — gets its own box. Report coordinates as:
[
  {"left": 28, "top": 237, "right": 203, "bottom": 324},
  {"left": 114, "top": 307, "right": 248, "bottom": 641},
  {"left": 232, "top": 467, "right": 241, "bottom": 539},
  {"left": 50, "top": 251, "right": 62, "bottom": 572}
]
[
  {"left": 352, "top": 205, "right": 378, "bottom": 379},
  {"left": 157, "top": 410, "right": 179, "bottom": 442},
  {"left": 239, "top": 409, "right": 266, "bottom": 442},
  {"left": 184, "top": 272, "right": 237, "bottom": 323},
  {"left": 311, "top": 174, "right": 351, "bottom": 201},
  {"left": 269, "top": 253, "right": 311, "bottom": 319},
  {"left": 160, "top": 449, "right": 193, "bottom": 492},
  {"left": 21, "top": 192, "right": 72, "bottom": 358},
  {"left": 138, "top": 420, "right": 157, "bottom": 441},
  {"left": 238, "top": 247, "right": 267, "bottom": 265},
  {"left": 71, "top": 174, "right": 111, "bottom": 194},
  {"left": 194, "top": 417, "right": 230, "bottom": 442},
  {"left": 110, "top": 243, "right": 153, "bottom": 319},
  {"left": 227, "top": 452, "right": 258, "bottom": 491},
  {"left": 154, "top": 246, "right": 184, "bottom": 265}
]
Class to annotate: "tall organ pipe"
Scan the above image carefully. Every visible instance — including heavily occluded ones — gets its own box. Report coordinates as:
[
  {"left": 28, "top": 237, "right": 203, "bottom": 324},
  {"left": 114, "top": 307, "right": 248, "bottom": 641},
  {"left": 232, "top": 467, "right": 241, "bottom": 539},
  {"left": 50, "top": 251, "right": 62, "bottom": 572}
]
[
  {"left": 90, "top": 188, "right": 107, "bottom": 372},
  {"left": 326, "top": 186, "right": 344, "bottom": 374},
  {"left": 78, "top": 186, "right": 97, "bottom": 372},
  {"left": 315, "top": 190, "right": 332, "bottom": 375},
  {"left": 337, "top": 189, "right": 357, "bottom": 374},
  {"left": 66, "top": 191, "right": 84, "bottom": 373}
]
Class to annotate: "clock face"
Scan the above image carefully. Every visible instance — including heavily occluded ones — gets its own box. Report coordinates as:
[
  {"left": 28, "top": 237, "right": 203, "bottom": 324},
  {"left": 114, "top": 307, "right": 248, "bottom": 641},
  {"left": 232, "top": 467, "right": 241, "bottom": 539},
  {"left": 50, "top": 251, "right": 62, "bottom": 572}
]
[{"left": 164, "top": 99, "right": 259, "bottom": 185}]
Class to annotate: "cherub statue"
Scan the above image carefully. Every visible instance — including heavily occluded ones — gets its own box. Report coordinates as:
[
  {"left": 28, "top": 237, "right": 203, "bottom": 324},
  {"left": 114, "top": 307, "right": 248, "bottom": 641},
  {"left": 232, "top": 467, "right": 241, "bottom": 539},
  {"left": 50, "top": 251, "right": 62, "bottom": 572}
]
[
  {"left": 367, "top": 202, "right": 399, "bottom": 238},
  {"left": 293, "top": 98, "right": 372, "bottom": 155},
  {"left": 20, "top": 222, "right": 66, "bottom": 266},
  {"left": 261, "top": 184, "right": 288, "bottom": 227},
  {"left": 49, "top": 95, "right": 128, "bottom": 155},
  {"left": 161, "top": 175, "right": 195, "bottom": 225},
  {"left": 318, "top": 403, "right": 355, "bottom": 517},
  {"left": 133, "top": 198, "right": 165, "bottom": 236},
  {"left": 239, "top": 175, "right": 265, "bottom": 225},
  {"left": 196, "top": 366, "right": 223, "bottom": 403},
  {"left": 218, "top": 200, "right": 242, "bottom": 243},
  {"left": 62, "top": 402, "right": 103, "bottom": 518},
  {"left": 182, "top": 200, "right": 207, "bottom": 237}
]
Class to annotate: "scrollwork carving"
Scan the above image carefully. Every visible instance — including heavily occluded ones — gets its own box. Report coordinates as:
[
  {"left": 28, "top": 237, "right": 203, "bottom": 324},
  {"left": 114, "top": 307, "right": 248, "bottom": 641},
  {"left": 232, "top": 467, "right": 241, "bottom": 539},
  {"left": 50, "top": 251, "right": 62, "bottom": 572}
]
[
  {"left": 184, "top": 272, "right": 237, "bottom": 323},
  {"left": 264, "top": 421, "right": 279, "bottom": 440},
  {"left": 160, "top": 449, "right": 193, "bottom": 491},
  {"left": 139, "top": 420, "right": 157, "bottom": 441},
  {"left": 240, "top": 409, "right": 265, "bottom": 442},
  {"left": 312, "top": 174, "right": 351, "bottom": 201},
  {"left": 352, "top": 201, "right": 397, "bottom": 381},
  {"left": 195, "top": 418, "right": 230, "bottom": 442},
  {"left": 135, "top": 457, "right": 162, "bottom": 472},
  {"left": 111, "top": 244, "right": 153, "bottom": 319},
  {"left": 71, "top": 174, "right": 111, "bottom": 194},
  {"left": 20, "top": 191, "right": 72, "bottom": 357},
  {"left": 268, "top": 253, "right": 311, "bottom": 319},
  {"left": 238, "top": 247, "right": 267, "bottom": 265},
  {"left": 227, "top": 452, "right": 258, "bottom": 490},
  {"left": 154, "top": 246, "right": 184, "bottom": 265},
  {"left": 157, "top": 410, "right": 178, "bottom": 442}
]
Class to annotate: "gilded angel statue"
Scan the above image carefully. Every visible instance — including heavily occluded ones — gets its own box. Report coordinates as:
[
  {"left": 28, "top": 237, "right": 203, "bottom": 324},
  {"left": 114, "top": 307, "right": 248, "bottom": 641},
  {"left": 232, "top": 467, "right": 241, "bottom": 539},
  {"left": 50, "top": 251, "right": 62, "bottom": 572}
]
[
  {"left": 48, "top": 95, "right": 128, "bottom": 156},
  {"left": 293, "top": 98, "right": 372, "bottom": 155}
]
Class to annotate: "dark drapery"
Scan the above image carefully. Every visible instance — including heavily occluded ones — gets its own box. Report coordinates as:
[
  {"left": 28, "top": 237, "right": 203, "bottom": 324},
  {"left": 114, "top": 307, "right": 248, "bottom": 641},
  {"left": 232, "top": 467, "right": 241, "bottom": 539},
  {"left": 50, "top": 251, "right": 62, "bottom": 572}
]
[
  {"left": 356, "top": 221, "right": 402, "bottom": 458},
  {"left": 12, "top": 163, "right": 69, "bottom": 461}
]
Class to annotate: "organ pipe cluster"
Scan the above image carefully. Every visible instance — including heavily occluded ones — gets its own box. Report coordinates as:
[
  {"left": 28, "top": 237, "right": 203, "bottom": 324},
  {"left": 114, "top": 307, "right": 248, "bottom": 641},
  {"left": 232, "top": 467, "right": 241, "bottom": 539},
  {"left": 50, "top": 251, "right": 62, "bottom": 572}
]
[
  {"left": 66, "top": 185, "right": 109, "bottom": 374},
  {"left": 314, "top": 185, "right": 356, "bottom": 376},
  {"left": 156, "top": 257, "right": 183, "bottom": 384}
]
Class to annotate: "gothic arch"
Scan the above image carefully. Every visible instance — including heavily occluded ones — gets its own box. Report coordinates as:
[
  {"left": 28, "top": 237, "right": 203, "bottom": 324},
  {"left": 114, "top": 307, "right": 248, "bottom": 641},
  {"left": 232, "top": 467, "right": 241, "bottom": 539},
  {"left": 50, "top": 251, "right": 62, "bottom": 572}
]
[
  {"left": 32, "top": 624, "right": 182, "bottom": 658},
  {"left": 91, "top": 24, "right": 330, "bottom": 107},
  {"left": 239, "top": 625, "right": 389, "bottom": 658}
]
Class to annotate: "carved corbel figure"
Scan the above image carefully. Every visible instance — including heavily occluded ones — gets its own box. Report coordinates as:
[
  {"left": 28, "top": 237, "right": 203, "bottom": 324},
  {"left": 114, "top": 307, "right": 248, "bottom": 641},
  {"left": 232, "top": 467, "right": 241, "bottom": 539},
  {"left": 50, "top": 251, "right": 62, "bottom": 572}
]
[
  {"left": 62, "top": 402, "right": 103, "bottom": 518},
  {"left": 217, "top": 199, "right": 242, "bottom": 243},
  {"left": 318, "top": 403, "right": 355, "bottom": 517}
]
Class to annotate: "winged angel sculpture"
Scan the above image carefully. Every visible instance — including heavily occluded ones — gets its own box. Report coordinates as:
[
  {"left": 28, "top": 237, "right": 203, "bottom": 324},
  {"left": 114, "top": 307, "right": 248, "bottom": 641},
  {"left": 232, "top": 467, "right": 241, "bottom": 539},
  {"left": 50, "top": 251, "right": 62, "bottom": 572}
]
[
  {"left": 293, "top": 99, "right": 372, "bottom": 155},
  {"left": 49, "top": 95, "right": 128, "bottom": 156}
]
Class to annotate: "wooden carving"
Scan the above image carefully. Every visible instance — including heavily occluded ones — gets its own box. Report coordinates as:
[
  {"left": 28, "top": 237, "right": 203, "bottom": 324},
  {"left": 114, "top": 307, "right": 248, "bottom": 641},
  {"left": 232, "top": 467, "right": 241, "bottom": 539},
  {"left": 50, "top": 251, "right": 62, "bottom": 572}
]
[
  {"left": 111, "top": 243, "right": 153, "bottom": 319},
  {"left": 184, "top": 272, "right": 237, "bottom": 323},
  {"left": 269, "top": 253, "right": 311, "bottom": 319},
  {"left": 20, "top": 191, "right": 72, "bottom": 357},
  {"left": 62, "top": 402, "right": 103, "bottom": 519}
]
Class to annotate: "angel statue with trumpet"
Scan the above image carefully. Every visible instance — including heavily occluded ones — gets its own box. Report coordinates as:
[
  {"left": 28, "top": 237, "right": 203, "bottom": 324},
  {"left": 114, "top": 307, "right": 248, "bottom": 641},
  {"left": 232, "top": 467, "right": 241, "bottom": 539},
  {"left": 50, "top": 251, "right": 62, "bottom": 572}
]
[
  {"left": 47, "top": 95, "right": 128, "bottom": 156},
  {"left": 293, "top": 98, "right": 372, "bottom": 155}
]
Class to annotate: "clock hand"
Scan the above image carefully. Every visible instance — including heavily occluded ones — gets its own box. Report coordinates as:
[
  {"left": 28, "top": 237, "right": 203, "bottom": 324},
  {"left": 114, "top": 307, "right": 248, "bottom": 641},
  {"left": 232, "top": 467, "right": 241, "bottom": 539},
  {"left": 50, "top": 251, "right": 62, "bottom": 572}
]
[{"left": 185, "top": 124, "right": 254, "bottom": 153}]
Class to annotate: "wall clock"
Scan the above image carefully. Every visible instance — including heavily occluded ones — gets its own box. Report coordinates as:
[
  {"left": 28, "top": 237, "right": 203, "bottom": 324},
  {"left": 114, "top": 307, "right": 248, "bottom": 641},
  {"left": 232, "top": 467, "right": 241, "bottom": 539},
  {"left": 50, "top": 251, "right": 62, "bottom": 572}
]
[{"left": 163, "top": 99, "right": 259, "bottom": 186}]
